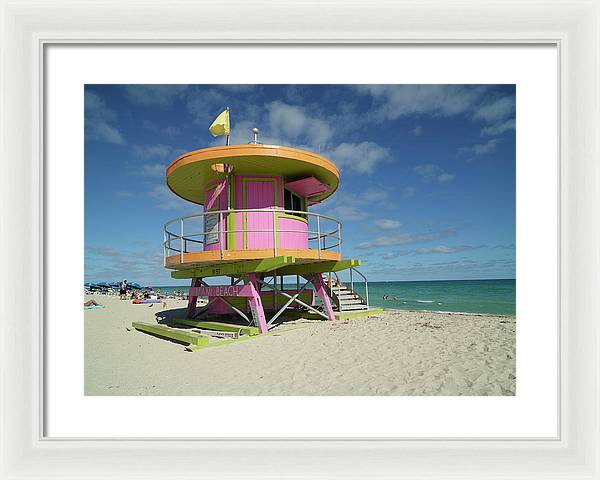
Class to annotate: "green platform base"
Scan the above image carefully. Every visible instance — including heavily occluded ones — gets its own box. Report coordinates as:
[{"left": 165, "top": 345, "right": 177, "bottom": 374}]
[
  {"left": 174, "top": 319, "right": 259, "bottom": 336},
  {"left": 184, "top": 335, "right": 257, "bottom": 352},
  {"left": 281, "top": 307, "right": 384, "bottom": 320},
  {"left": 131, "top": 322, "right": 210, "bottom": 347}
]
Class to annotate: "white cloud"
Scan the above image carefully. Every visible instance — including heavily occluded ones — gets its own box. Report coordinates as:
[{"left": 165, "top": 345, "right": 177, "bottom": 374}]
[
  {"left": 402, "top": 186, "right": 416, "bottom": 198},
  {"left": 481, "top": 119, "right": 515, "bottom": 136},
  {"left": 85, "top": 244, "right": 166, "bottom": 285},
  {"left": 163, "top": 126, "right": 181, "bottom": 137},
  {"left": 325, "top": 205, "right": 367, "bottom": 221},
  {"left": 268, "top": 102, "right": 306, "bottom": 138},
  {"left": 414, "top": 164, "right": 439, "bottom": 180},
  {"left": 382, "top": 250, "right": 412, "bottom": 260},
  {"left": 457, "top": 138, "right": 500, "bottom": 157},
  {"left": 415, "top": 245, "right": 472, "bottom": 254},
  {"left": 355, "top": 85, "right": 515, "bottom": 137},
  {"left": 85, "top": 91, "right": 125, "bottom": 145},
  {"left": 115, "top": 191, "right": 136, "bottom": 198},
  {"left": 186, "top": 89, "right": 228, "bottom": 125},
  {"left": 437, "top": 173, "right": 456, "bottom": 183},
  {"left": 93, "top": 123, "right": 124, "bottom": 144},
  {"left": 140, "top": 163, "right": 166, "bottom": 178},
  {"left": 357, "top": 227, "right": 457, "bottom": 249},
  {"left": 132, "top": 144, "right": 187, "bottom": 177},
  {"left": 267, "top": 101, "right": 333, "bottom": 147},
  {"left": 319, "top": 188, "right": 390, "bottom": 221},
  {"left": 133, "top": 143, "right": 185, "bottom": 160},
  {"left": 209, "top": 119, "right": 292, "bottom": 149},
  {"left": 144, "top": 121, "right": 182, "bottom": 137},
  {"left": 147, "top": 185, "right": 195, "bottom": 211},
  {"left": 473, "top": 96, "right": 515, "bottom": 123},
  {"left": 133, "top": 144, "right": 171, "bottom": 159},
  {"left": 220, "top": 84, "right": 255, "bottom": 93},
  {"left": 374, "top": 219, "right": 401, "bottom": 230},
  {"left": 413, "top": 164, "right": 456, "bottom": 184},
  {"left": 327, "top": 141, "right": 390, "bottom": 174},
  {"left": 361, "top": 190, "right": 389, "bottom": 203},
  {"left": 355, "top": 85, "right": 488, "bottom": 120},
  {"left": 363, "top": 257, "right": 515, "bottom": 278},
  {"left": 370, "top": 244, "right": 483, "bottom": 261},
  {"left": 123, "top": 85, "right": 188, "bottom": 108},
  {"left": 494, "top": 243, "right": 516, "bottom": 250},
  {"left": 409, "top": 125, "right": 424, "bottom": 136}
]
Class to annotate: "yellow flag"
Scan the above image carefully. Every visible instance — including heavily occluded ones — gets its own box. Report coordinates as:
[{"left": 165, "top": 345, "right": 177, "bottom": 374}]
[{"left": 209, "top": 109, "right": 230, "bottom": 137}]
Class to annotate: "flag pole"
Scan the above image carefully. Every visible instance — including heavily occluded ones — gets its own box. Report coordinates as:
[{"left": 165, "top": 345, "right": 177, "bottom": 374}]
[{"left": 225, "top": 107, "right": 230, "bottom": 146}]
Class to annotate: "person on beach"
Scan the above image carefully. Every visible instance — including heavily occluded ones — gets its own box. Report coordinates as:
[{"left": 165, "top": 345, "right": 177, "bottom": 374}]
[
  {"left": 119, "top": 280, "right": 128, "bottom": 300},
  {"left": 84, "top": 299, "right": 101, "bottom": 307}
]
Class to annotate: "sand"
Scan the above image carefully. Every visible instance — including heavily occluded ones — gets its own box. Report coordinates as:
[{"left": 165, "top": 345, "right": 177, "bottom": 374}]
[{"left": 84, "top": 294, "right": 516, "bottom": 396}]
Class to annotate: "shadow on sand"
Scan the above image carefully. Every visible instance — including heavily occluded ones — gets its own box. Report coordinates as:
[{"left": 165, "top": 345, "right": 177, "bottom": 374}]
[{"left": 153, "top": 306, "right": 319, "bottom": 330}]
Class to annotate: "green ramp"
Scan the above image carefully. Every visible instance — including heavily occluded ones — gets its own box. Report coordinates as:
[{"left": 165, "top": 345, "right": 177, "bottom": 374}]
[{"left": 132, "top": 322, "right": 209, "bottom": 346}]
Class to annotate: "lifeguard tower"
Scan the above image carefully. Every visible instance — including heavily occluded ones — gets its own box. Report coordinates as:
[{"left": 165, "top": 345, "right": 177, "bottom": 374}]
[{"left": 131, "top": 121, "right": 379, "bottom": 349}]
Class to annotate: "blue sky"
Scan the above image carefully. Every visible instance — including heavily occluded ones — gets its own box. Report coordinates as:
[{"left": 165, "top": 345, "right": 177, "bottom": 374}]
[{"left": 85, "top": 84, "right": 515, "bottom": 286}]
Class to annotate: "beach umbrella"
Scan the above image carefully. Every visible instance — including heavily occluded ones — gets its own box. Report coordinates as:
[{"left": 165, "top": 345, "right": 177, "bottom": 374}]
[{"left": 99, "top": 282, "right": 113, "bottom": 292}]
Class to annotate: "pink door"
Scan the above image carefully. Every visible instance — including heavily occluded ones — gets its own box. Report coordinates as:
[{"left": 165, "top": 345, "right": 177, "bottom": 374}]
[{"left": 245, "top": 180, "right": 276, "bottom": 250}]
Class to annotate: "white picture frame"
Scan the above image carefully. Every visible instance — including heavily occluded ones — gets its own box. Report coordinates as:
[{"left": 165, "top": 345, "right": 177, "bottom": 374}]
[{"left": 1, "top": 0, "right": 598, "bottom": 478}]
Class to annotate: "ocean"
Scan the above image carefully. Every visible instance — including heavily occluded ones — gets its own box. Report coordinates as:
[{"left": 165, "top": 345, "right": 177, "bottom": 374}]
[
  {"left": 154, "top": 278, "right": 515, "bottom": 316},
  {"left": 355, "top": 279, "right": 515, "bottom": 315}
]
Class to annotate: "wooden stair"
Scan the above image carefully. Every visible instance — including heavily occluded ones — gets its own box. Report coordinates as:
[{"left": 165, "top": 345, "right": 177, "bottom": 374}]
[{"left": 330, "top": 284, "right": 369, "bottom": 311}]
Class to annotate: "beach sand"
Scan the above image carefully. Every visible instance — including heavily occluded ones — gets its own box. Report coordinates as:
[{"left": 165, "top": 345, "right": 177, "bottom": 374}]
[{"left": 85, "top": 294, "right": 516, "bottom": 396}]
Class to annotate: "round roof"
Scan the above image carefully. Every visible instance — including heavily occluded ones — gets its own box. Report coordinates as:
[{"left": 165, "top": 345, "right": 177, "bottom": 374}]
[{"left": 166, "top": 144, "right": 340, "bottom": 205}]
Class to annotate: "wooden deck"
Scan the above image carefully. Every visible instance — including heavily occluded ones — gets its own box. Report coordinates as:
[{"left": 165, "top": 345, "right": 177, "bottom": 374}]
[
  {"left": 165, "top": 248, "right": 341, "bottom": 269},
  {"left": 166, "top": 251, "right": 360, "bottom": 279}
]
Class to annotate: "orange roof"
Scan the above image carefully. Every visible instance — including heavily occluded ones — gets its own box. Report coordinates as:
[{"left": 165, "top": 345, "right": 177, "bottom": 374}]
[{"left": 166, "top": 144, "right": 340, "bottom": 205}]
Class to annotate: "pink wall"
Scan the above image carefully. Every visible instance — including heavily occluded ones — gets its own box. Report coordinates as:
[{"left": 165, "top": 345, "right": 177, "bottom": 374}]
[
  {"left": 234, "top": 175, "right": 283, "bottom": 250},
  {"left": 201, "top": 173, "right": 310, "bottom": 251},
  {"left": 277, "top": 217, "right": 309, "bottom": 249},
  {"left": 245, "top": 180, "right": 276, "bottom": 249}
]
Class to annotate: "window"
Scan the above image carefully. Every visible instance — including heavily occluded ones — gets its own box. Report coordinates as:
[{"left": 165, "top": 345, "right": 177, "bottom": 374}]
[{"left": 284, "top": 189, "right": 304, "bottom": 216}]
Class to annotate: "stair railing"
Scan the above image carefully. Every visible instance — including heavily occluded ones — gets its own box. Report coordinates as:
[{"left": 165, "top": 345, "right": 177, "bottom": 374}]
[
  {"left": 324, "top": 272, "right": 343, "bottom": 311},
  {"left": 349, "top": 267, "right": 369, "bottom": 308},
  {"left": 325, "top": 270, "right": 369, "bottom": 310}
]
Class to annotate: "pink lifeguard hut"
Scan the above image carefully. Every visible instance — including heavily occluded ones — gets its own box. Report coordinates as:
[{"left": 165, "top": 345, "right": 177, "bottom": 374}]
[{"left": 152, "top": 127, "right": 374, "bottom": 342}]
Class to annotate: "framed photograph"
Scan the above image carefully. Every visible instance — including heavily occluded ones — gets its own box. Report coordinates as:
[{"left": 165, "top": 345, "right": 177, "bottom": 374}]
[{"left": 1, "top": 0, "right": 599, "bottom": 478}]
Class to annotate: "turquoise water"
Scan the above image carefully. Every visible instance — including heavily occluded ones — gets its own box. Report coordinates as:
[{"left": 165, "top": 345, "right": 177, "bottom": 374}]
[
  {"left": 155, "top": 278, "right": 515, "bottom": 316},
  {"left": 356, "top": 279, "right": 515, "bottom": 315}
]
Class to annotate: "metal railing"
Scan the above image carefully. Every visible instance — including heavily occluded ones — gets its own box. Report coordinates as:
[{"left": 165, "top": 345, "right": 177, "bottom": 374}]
[
  {"left": 350, "top": 267, "right": 369, "bottom": 308},
  {"left": 163, "top": 208, "right": 342, "bottom": 264}
]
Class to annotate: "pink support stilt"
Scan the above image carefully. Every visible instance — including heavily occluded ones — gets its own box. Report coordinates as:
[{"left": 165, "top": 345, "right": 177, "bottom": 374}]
[
  {"left": 246, "top": 273, "right": 269, "bottom": 334},
  {"left": 312, "top": 273, "right": 336, "bottom": 321},
  {"left": 186, "top": 277, "right": 202, "bottom": 318}
]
